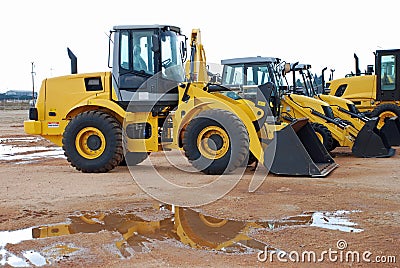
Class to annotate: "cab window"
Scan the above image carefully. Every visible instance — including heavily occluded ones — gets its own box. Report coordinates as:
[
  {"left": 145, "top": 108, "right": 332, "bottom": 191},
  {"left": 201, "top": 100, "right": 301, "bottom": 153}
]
[
  {"left": 245, "top": 65, "right": 273, "bottom": 85},
  {"left": 160, "top": 31, "right": 185, "bottom": 82},
  {"left": 120, "top": 31, "right": 130, "bottom": 70},
  {"left": 381, "top": 55, "right": 396, "bottom": 90},
  {"left": 132, "top": 31, "right": 154, "bottom": 74},
  {"left": 222, "top": 65, "right": 243, "bottom": 85}
]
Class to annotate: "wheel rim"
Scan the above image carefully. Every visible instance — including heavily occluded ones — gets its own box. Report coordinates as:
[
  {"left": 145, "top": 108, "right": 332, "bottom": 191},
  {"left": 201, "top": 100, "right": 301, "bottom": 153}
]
[
  {"left": 75, "top": 127, "right": 106, "bottom": 159},
  {"left": 378, "top": 111, "right": 397, "bottom": 128},
  {"left": 197, "top": 126, "right": 229, "bottom": 160},
  {"left": 315, "top": 132, "right": 323, "bottom": 143},
  {"left": 199, "top": 214, "right": 228, "bottom": 228}
]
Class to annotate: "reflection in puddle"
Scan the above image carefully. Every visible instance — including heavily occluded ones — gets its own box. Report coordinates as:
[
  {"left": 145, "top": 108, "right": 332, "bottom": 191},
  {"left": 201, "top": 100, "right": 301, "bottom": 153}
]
[
  {"left": 0, "top": 206, "right": 363, "bottom": 266},
  {"left": 22, "top": 251, "right": 47, "bottom": 267},
  {"left": 0, "top": 244, "right": 80, "bottom": 267},
  {"left": 0, "top": 137, "right": 65, "bottom": 163}
]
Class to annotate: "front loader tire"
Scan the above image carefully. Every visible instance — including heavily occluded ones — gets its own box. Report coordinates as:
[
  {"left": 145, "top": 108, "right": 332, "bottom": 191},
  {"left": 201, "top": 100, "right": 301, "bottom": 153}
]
[
  {"left": 62, "top": 111, "right": 123, "bottom": 173},
  {"left": 182, "top": 109, "right": 249, "bottom": 175},
  {"left": 371, "top": 103, "right": 400, "bottom": 128},
  {"left": 311, "top": 123, "right": 335, "bottom": 152}
]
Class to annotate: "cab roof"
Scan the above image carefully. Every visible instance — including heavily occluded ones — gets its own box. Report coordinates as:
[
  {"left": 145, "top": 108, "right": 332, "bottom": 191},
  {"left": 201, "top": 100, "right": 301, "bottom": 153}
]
[
  {"left": 113, "top": 25, "right": 181, "bottom": 33},
  {"left": 221, "top": 56, "right": 279, "bottom": 65},
  {"left": 292, "top": 63, "right": 312, "bottom": 71}
]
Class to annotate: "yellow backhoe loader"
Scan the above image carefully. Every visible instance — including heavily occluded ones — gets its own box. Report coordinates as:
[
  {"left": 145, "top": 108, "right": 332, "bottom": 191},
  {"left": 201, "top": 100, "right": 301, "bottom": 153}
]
[
  {"left": 328, "top": 50, "right": 400, "bottom": 145},
  {"left": 219, "top": 57, "right": 395, "bottom": 157},
  {"left": 24, "top": 25, "right": 337, "bottom": 177},
  {"left": 289, "top": 62, "right": 400, "bottom": 148}
]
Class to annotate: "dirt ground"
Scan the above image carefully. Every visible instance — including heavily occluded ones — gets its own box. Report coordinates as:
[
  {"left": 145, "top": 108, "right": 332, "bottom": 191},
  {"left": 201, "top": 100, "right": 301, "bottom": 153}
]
[{"left": 0, "top": 110, "right": 399, "bottom": 267}]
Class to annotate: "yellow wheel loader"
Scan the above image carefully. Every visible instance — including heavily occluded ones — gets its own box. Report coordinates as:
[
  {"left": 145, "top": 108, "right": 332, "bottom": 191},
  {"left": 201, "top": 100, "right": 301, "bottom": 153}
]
[
  {"left": 220, "top": 57, "right": 395, "bottom": 157},
  {"left": 290, "top": 62, "right": 400, "bottom": 148},
  {"left": 328, "top": 50, "right": 400, "bottom": 145},
  {"left": 24, "top": 25, "right": 337, "bottom": 177}
]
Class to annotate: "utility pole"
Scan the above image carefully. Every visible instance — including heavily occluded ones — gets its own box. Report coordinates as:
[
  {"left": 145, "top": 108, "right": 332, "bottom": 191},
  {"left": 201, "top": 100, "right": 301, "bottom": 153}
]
[{"left": 31, "top": 62, "right": 36, "bottom": 106}]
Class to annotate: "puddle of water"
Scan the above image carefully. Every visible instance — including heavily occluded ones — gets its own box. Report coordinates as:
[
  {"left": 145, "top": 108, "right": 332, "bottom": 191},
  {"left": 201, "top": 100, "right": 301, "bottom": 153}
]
[
  {"left": 22, "top": 251, "right": 47, "bottom": 266},
  {"left": 0, "top": 206, "right": 363, "bottom": 266},
  {"left": 0, "top": 137, "right": 65, "bottom": 163},
  {"left": 0, "top": 228, "right": 34, "bottom": 247},
  {"left": 0, "top": 137, "right": 42, "bottom": 142},
  {"left": 0, "top": 249, "right": 30, "bottom": 267},
  {"left": 311, "top": 210, "right": 363, "bottom": 233}
]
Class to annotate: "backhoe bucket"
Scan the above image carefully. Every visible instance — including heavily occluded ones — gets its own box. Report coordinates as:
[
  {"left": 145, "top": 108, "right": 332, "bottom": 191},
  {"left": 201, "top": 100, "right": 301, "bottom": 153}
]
[
  {"left": 264, "top": 118, "right": 338, "bottom": 177},
  {"left": 352, "top": 118, "right": 396, "bottom": 158},
  {"left": 380, "top": 116, "right": 400, "bottom": 146}
]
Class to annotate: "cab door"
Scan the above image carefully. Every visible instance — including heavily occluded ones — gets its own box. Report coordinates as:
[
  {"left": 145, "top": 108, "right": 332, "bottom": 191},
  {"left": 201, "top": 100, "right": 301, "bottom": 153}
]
[{"left": 376, "top": 49, "right": 400, "bottom": 101}]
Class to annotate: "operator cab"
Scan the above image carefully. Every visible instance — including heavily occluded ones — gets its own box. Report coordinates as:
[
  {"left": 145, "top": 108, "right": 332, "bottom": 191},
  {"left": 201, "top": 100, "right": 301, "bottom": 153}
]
[
  {"left": 290, "top": 63, "right": 321, "bottom": 96},
  {"left": 111, "top": 25, "right": 187, "bottom": 112},
  {"left": 376, "top": 49, "right": 400, "bottom": 101},
  {"left": 221, "top": 57, "right": 285, "bottom": 117}
]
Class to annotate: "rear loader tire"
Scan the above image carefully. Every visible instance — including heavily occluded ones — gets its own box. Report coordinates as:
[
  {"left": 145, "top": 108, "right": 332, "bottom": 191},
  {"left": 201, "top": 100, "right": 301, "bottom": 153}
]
[
  {"left": 182, "top": 109, "right": 249, "bottom": 175},
  {"left": 370, "top": 103, "right": 400, "bottom": 128},
  {"left": 62, "top": 111, "right": 123, "bottom": 173},
  {"left": 311, "top": 123, "right": 335, "bottom": 152}
]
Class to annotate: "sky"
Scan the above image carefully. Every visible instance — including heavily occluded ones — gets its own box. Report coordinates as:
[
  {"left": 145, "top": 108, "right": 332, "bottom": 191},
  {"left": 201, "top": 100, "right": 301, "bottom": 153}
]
[{"left": 0, "top": 0, "right": 398, "bottom": 93}]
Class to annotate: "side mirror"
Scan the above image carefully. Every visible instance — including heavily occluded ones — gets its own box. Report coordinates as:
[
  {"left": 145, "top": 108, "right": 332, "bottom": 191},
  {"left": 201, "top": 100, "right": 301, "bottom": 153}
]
[
  {"left": 284, "top": 63, "right": 291, "bottom": 74},
  {"left": 151, "top": 34, "right": 160, "bottom": 53}
]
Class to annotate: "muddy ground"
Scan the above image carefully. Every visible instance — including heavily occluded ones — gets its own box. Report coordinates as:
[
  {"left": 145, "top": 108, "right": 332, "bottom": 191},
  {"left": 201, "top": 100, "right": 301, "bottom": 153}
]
[{"left": 0, "top": 110, "right": 399, "bottom": 267}]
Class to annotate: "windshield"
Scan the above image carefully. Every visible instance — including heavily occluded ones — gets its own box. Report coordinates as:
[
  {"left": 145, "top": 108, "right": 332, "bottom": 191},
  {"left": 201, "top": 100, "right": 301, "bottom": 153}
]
[
  {"left": 161, "top": 30, "right": 185, "bottom": 82},
  {"left": 381, "top": 55, "right": 396, "bottom": 91},
  {"left": 222, "top": 65, "right": 244, "bottom": 85},
  {"left": 221, "top": 63, "right": 275, "bottom": 86},
  {"left": 245, "top": 64, "right": 274, "bottom": 85}
]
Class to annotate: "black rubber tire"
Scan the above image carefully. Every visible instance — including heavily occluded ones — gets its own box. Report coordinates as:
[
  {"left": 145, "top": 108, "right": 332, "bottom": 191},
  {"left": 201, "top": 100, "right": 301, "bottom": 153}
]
[
  {"left": 182, "top": 109, "right": 249, "bottom": 175},
  {"left": 239, "top": 151, "right": 257, "bottom": 167},
  {"left": 370, "top": 103, "right": 400, "bottom": 119},
  {"left": 62, "top": 111, "right": 123, "bottom": 173},
  {"left": 311, "top": 122, "right": 335, "bottom": 152},
  {"left": 119, "top": 152, "right": 149, "bottom": 166},
  {"left": 330, "top": 139, "right": 339, "bottom": 152}
]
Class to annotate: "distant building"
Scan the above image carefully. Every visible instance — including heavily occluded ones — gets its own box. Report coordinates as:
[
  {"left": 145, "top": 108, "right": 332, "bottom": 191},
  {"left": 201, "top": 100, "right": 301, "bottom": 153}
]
[
  {"left": 5, "top": 90, "right": 37, "bottom": 97},
  {"left": 0, "top": 90, "right": 37, "bottom": 100}
]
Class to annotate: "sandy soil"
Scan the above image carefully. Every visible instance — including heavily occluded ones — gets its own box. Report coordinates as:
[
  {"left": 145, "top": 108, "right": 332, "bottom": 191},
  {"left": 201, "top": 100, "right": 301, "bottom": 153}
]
[{"left": 0, "top": 110, "right": 399, "bottom": 267}]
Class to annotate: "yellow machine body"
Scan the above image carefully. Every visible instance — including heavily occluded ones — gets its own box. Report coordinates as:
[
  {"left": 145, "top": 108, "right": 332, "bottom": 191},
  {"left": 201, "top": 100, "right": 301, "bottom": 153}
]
[
  {"left": 281, "top": 94, "right": 354, "bottom": 148},
  {"left": 328, "top": 75, "right": 378, "bottom": 112},
  {"left": 327, "top": 49, "right": 400, "bottom": 123}
]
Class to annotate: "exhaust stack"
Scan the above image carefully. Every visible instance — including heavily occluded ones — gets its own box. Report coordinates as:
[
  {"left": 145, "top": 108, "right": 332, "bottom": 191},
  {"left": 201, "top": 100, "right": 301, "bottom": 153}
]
[
  {"left": 67, "top": 47, "right": 78, "bottom": 74},
  {"left": 354, "top": 53, "right": 361, "bottom": 76}
]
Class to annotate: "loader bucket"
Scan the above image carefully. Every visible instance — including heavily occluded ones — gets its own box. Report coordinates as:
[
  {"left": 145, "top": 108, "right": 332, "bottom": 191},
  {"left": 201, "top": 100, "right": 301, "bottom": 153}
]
[
  {"left": 352, "top": 117, "right": 396, "bottom": 158},
  {"left": 380, "top": 116, "right": 400, "bottom": 146},
  {"left": 264, "top": 118, "right": 338, "bottom": 177}
]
